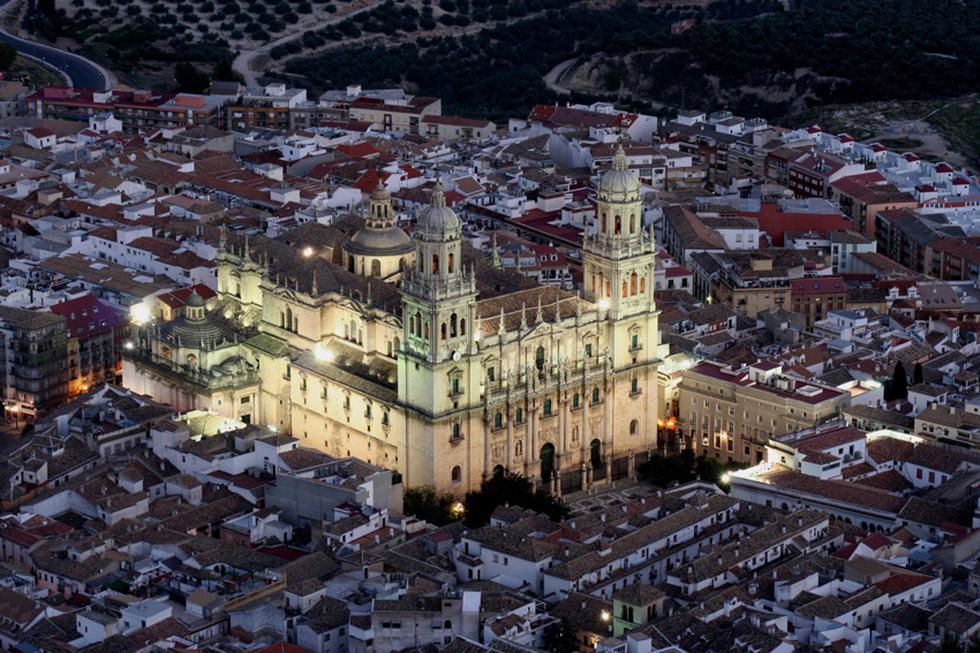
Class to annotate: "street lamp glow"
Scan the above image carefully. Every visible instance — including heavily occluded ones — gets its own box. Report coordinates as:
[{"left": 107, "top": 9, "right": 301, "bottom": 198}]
[
  {"left": 450, "top": 501, "right": 465, "bottom": 519},
  {"left": 130, "top": 303, "right": 151, "bottom": 325},
  {"left": 314, "top": 343, "right": 334, "bottom": 363},
  {"left": 721, "top": 472, "right": 731, "bottom": 484},
  {"left": 600, "top": 610, "right": 610, "bottom": 622},
  {"left": 302, "top": 246, "right": 315, "bottom": 258},
  {"left": 123, "top": 340, "right": 134, "bottom": 351}
]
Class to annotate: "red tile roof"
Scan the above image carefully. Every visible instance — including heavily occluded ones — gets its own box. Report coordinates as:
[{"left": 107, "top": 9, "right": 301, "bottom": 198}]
[
  {"left": 156, "top": 284, "right": 217, "bottom": 309},
  {"left": 50, "top": 294, "right": 123, "bottom": 338},
  {"left": 791, "top": 276, "right": 846, "bottom": 296},
  {"left": 336, "top": 142, "right": 382, "bottom": 159}
]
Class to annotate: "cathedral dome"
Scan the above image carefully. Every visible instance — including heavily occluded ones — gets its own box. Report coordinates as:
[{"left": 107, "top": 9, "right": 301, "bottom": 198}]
[
  {"left": 415, "top": 182, "right": 460, "bottom": 241},
  {"left": 345, "top": 224, "right": 414, "bottom": 256},
  {"left": 159, "top": 312, "right": 230, "bottom": 351},
  {"left": 599, "top": 144, "right": 640, "bottom": 201}
]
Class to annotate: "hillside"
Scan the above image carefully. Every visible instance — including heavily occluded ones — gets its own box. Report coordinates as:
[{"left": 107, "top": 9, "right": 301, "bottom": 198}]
[{"left": 275, "top": 0, "right": 980, "bottom": 125}]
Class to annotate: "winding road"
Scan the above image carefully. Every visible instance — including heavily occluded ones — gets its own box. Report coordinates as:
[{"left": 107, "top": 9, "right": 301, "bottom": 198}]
[{"left": 0, "top": 0, "right": 110, "bottom": 89}]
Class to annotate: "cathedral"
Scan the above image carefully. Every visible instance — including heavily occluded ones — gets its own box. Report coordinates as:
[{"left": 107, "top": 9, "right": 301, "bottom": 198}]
[{"left": 123, "top": 146, "right": 665, "bottom": 494}]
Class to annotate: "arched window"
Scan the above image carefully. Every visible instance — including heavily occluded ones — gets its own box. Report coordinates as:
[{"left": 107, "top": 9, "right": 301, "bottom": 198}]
[
  {"left": 441, "top": 323, "right": 447, "bottom": 340},
  {"left": 535, "top": 345, "right": 545, "bottom": 371},
  {"left": 451, "top": 465, "right": 461, "bottom": 482},
  {"left": 415, "top": 311, "right": 422, "bottom": 336},
  {"left": 409, "top": 315, "right": 415, "bottom": 335},
  {"left": 622, "top": 281, "right": 628, "bottom": 298},
  {"left": 629, "top": 214, "right": 635, "bottom": 234},
  {"left": 450, "top": 313, "right": 458, "bottom": 337},
  {"left": 494, "top": 412, "right": 503, "bottom": 429},
  {"left": 286, "top": 308, "right": 293, "bottom": 332},
  {"left": 572, "top": 392, "right": 580, "bottom": 409},
  {"left": 590, "top": 439, "right": 602, "bottom": 469},
  {"left": 614, "top": 215, "right": 622, "bottom": 235},
  {"left": 600, "top": 213, "right": 606, "bottom": 233},
  {"left": 432, "top": 254, "right": 440, "bottom": 274},
  {"left": 540, "top": 443, "right": 555, "bottom": 481},
  {"left": 460, "top": 318, "right": 466, "bottom": 336},
  {"left": 424, "top": 322, "right": 430, "bottom": 339},
  {"left": 448, "top": 252, "right": 454, "bottom": 274},
  {"left": 640, "top": 277, "right": 646, "bottom": 294},
  {"left": 630, "top": 272, "right": 637, "bottom": 296},
  {"left": 592, "top": 387, "right": 600, "bottom": 404},
  {"left": 629, "top": 419, "right": 638, "bottom": 435},
  {"left": 451, "top": 423, "right": 461, "bottom": 441},
  {"left": 516, "top": 407, "right": 523, "bottom": 423},
  {"left": 371, "top": 259, "right": 381, "bottom": 277}
]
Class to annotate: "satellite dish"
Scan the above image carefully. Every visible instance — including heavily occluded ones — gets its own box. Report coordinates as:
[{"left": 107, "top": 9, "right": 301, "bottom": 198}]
[{"left": 452, "top": 350, "right": 461, "bottom": 362}]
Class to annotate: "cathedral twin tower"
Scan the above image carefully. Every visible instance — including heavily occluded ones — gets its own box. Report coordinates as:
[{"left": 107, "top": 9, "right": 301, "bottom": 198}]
[{"left": 396, "top": 145, "right": 662, "bottom": 494}]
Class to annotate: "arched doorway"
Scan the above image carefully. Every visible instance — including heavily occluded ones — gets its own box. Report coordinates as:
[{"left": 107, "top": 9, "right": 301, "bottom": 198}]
[
  {"left": 590, "top": 439, "right": 602, "bottom": 469},
  {"left": 492, "top": 465, "right": 504, "bottom": 478},
  {"left": 540, "top": 443, "right": 555, "bottom": 481}
]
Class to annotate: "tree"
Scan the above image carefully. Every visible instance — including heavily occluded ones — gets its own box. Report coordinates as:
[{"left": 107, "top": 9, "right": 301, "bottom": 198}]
[
  {"left": 174, "top": 62, "right": 210, "bottom": 93},
  {"left": 0, "top": 44, "right": 15, "bottom": 71},
  {"left": 939, "top": 636, "right": 960, "bottom": 653},
  {"left": 886, "top": 361, "right": 909, "bottom": 402},
  {"left": 212, "top": 58, "right": 243, "bottom": 83},
  {"left": 404, "top": 485, "right": 456, "bottom": 526},
  {"left": 463, "top": 472, "right": 568, "bottom": 527},
  {"left": 913, "top": 361, "right": 924, "bottom": 385},
  {"left": 542, "top": 617, "right": 578, "bottom": 653}
]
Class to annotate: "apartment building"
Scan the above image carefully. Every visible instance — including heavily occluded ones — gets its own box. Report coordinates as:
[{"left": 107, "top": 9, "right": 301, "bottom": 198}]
[
  {"left": 49, "top": 294, "right": 126, "bottom": 399},
  {"left": 678, "top": 359, "right": 850, "bottom": 465},
  {"left": 25, "top": 87, "right": 225, "bottom": 132},
  {"left": 421, "top": 115, "right": 496, "bottom": 142},
  {"left": 790, "top": 276, "right": 848, "bottom": 327},
  {"left": 348, "top": 96, "right": 442, "bottom": 134},
  {"left": 0, "top": 306, "right": 68, "bottom": 421}
]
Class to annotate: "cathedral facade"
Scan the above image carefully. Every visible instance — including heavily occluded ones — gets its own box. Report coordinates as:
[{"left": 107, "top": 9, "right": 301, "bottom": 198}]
[{"left": 124, "top": 147, "right": 664, "bottom": 494}]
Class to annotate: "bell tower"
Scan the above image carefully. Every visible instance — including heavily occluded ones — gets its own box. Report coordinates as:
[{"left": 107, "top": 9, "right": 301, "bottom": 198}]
[
  {"left": 583, "top": 144, "right": 657, "bottom": 322},
  {"left": 397, "top": 182, "right": 480, "bottom": 488},
  {"left": 399, "top": 184, "right": 476, "bottom": 398}
]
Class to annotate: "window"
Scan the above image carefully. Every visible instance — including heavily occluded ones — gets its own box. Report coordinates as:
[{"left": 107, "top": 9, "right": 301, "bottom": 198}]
[
  {"left": 540, "top": 443, "right": 555, "bottom": 481},
  {"left": 451, "top": 466, "right": 461, "bottom": 483},
  {"left": 631, "top": 378, "right": 639, "bottom": 394},
  {"left": 543, "top": 399, "right": 553, "bottom": 416},
  {"left": 585, "top": 343, "right": 593, "bottom": 358},
  {"left": 487, "top": 366, "right": 495, "bottom": 382},
  {"left": 451, "top": 423, "right": 461, "bottom": 441},
  {"left": 535, "top": 346, "right": 545, "bottom": 371},
  {"left": 590, "top": 439, "right": 602, "bottom": 469},
  {"left": 515, "top": 407, "right": 523, "bottom": 423},
  {"left": 494, "top": 412, "right": 503, "bottom": 429},
  {"left": 592, "top": 387, "right": 600, "bottom": 404},
  {"left": 629, "top": 419, "right": 638, "bottom": 435},
  {"left": 631, "top": 333, "right": 639, "bottom": 350},
  {"left": 572, "top": 392, "right": 580, "bottom": 409}
]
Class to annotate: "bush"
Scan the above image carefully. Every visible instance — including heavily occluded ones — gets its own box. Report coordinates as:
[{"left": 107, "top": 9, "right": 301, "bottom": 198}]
[
  {"left": 463, "top": 472, "right": 568, "bottom": 527},
  {"left": 404, "top": 485, "right": 457, "bottom": 525}
]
